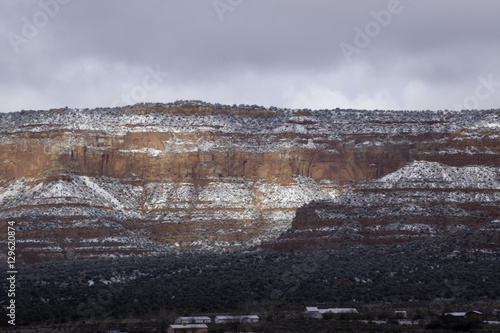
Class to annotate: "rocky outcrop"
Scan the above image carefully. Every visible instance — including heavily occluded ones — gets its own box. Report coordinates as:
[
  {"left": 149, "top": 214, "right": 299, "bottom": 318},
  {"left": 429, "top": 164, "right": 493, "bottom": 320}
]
[
  {"left": 270, "top": 161, "right": 500, "bottom": 251},
  {"left": 0, "top": 101, "right": 499, "bottom": 262}
]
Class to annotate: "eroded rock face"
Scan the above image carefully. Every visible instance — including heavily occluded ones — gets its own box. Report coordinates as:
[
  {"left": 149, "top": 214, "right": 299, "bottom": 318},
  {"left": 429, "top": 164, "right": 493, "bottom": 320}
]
[
  {"left": 270, "top": 161, "right": 500, "bottom": 251},
  {"left": 0, "top": 101, "right": 499, "bottom": 262}
]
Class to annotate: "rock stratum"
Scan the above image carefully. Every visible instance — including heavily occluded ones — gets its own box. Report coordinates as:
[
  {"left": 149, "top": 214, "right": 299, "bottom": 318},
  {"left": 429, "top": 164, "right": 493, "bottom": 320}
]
[{"left": 0, "top": 101, "right": 499, "bottom": 263}]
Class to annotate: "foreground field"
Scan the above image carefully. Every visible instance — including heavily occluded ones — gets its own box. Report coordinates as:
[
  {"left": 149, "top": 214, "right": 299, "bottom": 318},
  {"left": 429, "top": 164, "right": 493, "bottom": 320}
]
[
  {"left": 1, "top": 239, "right": 499, "bottom": 330},
  {"left": 2, "top": 317, "right": 500, "bottom": 333}
]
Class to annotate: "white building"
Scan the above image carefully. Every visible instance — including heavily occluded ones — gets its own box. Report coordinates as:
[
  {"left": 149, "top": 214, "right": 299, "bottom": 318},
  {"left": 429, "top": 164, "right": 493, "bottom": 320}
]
[
  {"left": 167, "top": 324, "right": 208, "bottom": 333},
  {"left": 304, "top": 307, "right": 358, "bottom": 319},
  {"left": 214, "top": 315, "right": 259, "bottom": 324},
  {"left": 174, "top": 316, "right": 212, "bottom": 324},
  {"left": 443, "top": 312, "right": 467, "bottom": 318},
  {"left": 394, "top": 311, "right": 407, "bottom": 318}
]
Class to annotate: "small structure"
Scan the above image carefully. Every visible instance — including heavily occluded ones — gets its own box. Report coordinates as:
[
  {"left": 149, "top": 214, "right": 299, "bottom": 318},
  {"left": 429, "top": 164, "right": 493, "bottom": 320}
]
[
  {"left": 441, "top": 311, "right": 483, "bottom": 322},
  {"left": 443, "top": 312, "right": 467, "bottom": 318},
  {"left": 174, "top": 316, "right": 212, "bottom": 325},
  {"left": 304, "top": 306, "right": 358, "bottom": 319},
  {"left": 466, "top": 311, "right": 483, "bottom": 321},
  {"left": 167, "top": 324, "right": 208, "bottom": 333},
  {"left": 394, "top": 310, "right": 407, "bottom": 318},
  {"left": 214, "top": 315, "right": 259, "bottom": 324}
]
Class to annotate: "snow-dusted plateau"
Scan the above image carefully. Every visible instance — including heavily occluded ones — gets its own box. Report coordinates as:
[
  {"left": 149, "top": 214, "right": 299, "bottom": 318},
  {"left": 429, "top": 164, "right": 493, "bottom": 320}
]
[{"left": 1, "top": 101, "right": 499, "bottom": 263}]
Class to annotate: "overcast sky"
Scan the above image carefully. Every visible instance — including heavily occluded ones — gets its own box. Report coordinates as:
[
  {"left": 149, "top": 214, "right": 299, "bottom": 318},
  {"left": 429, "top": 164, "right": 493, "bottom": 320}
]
[{"left": 1, "top": 0, "right": 500, "bottom": 113}]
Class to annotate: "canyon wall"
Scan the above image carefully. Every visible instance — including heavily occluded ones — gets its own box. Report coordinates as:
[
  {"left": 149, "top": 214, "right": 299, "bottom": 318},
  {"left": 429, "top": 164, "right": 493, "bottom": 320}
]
[{"left": 0, "top": 102, "right": 499, "bottom": 262}]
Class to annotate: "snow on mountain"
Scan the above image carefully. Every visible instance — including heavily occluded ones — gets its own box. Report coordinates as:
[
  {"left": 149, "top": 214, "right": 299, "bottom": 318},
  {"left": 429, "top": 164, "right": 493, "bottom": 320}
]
[
  {"left": 1, "top": 102, "right": 499, "bottom": 261},
  {"left": 377, "top": 161, "right": 500, "bottom": 189}
]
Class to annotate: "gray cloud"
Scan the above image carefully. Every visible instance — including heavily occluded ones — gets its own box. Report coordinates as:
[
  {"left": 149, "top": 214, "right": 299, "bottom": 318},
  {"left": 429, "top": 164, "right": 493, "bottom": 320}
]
[{"left": 1, "top": 0, "right": 500, "bottom": 112}]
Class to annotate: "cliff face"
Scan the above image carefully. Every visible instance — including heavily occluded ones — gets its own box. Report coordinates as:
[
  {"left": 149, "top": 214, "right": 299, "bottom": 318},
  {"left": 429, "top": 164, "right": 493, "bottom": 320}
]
[
  {"left": 1, "top": 101, "right": 499, "bottom": 263},
  {"left": 270, "top": 161, "right": 500, "bottom": 251}
]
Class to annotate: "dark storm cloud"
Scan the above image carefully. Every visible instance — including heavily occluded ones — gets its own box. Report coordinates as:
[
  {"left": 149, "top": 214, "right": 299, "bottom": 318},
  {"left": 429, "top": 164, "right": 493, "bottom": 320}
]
[{"left": 1, "top": 0, "right": 500, "bottom": 112}]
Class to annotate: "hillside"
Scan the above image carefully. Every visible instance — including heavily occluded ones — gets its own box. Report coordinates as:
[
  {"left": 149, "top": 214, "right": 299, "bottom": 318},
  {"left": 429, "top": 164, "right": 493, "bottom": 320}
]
[
  {"left": 272, "top": 160, "right": 500, "bottom": 250},
  {"left": 0, "top": 101, "right": 499, "bottom": 263}
]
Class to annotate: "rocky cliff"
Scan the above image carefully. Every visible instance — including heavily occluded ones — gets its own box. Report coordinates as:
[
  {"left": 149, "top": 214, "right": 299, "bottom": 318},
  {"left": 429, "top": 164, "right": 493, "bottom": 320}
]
[
  {"left": 1, "top": 101, "right": 499, "bottom": 263},
  {"left": 270, "top": 160, "right": 500, "bottom": 251}
]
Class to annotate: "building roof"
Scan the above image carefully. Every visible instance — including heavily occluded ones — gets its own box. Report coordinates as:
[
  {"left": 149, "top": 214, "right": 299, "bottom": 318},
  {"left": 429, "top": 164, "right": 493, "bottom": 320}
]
[
  {"left": 176, "top": 316, "right": 211, "bottom": 320},
  {"left": 444, "top": 312, "right": 467, "bottom": 317},
  {"left": 321, "top": 308, "right": 358, "bottom": 314},
  {"left": 215, "top": 315, "right": 259, "bottom": 319},
  {"left": 305, "top": 307, "right": 358, "bottom": 314},
  {"left": 169, "top": 324, "right": 208, "bottom": 329},
  {"left": 467, "top": 311, "right": 483, "bottom": 315}
]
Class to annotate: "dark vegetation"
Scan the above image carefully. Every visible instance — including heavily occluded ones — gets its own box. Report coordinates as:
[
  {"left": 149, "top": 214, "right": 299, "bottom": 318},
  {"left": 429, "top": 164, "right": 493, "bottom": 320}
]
[
  {"left": 5, "top": 318, "right": 500, "bottom": 333},
  {"left": 1, "top": 238, "right": 499, "bottom": 330}
]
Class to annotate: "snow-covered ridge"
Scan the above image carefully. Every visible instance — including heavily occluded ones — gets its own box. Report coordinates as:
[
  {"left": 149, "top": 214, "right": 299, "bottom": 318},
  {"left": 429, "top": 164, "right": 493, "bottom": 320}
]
[
  {"left": 0, "top": 175, "right": 339, "bottom": 215},
  {"left": 375, "top": 161, "right": 500, "bottom": 189},
  {"left": 1, "top": 102, "right": 499, "bottom": 256},
  {"left": 276, "top": 160, "right": 500, "bottom": 250},
  {"left": 312, "top": 161, "right": 500, "bottom": 223},
  {"left": 0, "top": 174, "right": 340, "bottom": 249},
  {"left": 1, "top": 102, "right": 498, "bottom": 138}
]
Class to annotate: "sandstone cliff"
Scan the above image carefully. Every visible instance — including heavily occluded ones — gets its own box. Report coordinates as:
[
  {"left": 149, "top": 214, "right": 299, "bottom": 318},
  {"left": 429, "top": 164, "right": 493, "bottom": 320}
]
[{"left": 0, "top": 101, "right": 499, "bottom": 263}]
